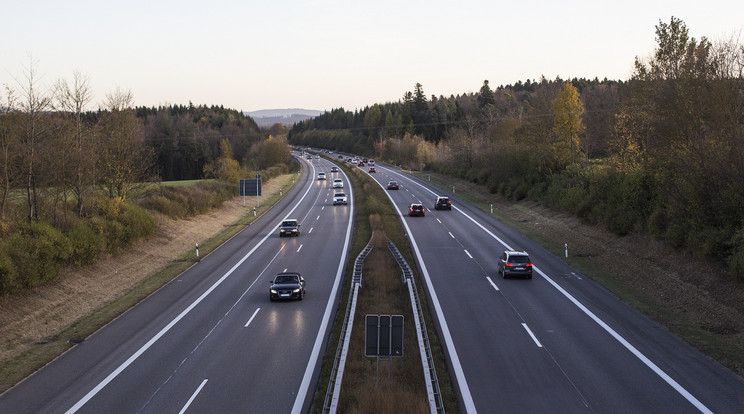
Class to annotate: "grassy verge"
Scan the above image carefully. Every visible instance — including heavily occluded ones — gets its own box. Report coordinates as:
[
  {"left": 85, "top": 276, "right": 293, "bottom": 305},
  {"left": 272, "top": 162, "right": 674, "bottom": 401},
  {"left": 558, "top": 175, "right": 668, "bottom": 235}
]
[
  {"left": 412, "top": 169, "right": 744, "bottom": 377},
  {"left": 311, "top": 161, "right": 458, "bottom": 413},
  {"left": 0, "top": 172, "right": 300, "bottom": 393}
]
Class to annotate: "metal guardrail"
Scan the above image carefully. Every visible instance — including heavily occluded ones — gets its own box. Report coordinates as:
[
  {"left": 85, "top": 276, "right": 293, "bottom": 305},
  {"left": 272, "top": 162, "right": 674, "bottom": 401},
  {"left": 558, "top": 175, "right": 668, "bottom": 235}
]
[
  {"left": 322, "top": 235, "right": 374, "bottom": 413},
  {"left": 387, "top": 240, "right": 445, "bottom": 414},
  {"left": 321, "top": 236, "right": 444, "bottom": 414}
]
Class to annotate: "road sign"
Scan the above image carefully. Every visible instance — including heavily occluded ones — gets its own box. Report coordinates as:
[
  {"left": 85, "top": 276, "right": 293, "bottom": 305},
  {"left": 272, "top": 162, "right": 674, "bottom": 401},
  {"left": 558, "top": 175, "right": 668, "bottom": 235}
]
[
  {"left": 365, "top": 314, "right": 404, "bottom": 357},
  {"left": 240, "top": 176, "right": 262, "bottom": 196}
]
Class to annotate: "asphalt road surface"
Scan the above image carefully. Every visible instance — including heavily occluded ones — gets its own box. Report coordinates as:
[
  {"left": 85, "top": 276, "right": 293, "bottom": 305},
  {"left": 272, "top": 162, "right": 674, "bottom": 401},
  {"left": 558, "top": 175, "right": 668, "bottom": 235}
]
[
  {"left": 363, "top": 161, "right": 744, "bottom": 414},
  {"left": 0, "top": 154, "right": 352, "bottom": 414}
]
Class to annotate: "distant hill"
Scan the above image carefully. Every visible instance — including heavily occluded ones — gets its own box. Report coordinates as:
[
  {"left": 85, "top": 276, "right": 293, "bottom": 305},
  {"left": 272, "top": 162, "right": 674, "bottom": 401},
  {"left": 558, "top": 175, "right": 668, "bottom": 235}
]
[{"left": 245, "top": 108, "right": 323, "bottom": 127}]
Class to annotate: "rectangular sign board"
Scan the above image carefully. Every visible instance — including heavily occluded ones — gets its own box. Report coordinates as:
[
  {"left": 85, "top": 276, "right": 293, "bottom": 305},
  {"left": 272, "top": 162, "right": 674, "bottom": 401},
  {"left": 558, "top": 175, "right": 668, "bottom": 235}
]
[
  {"left": 240, "top": 178, "right": 262, "bottom": 196},
  {"left": 365, "top": 314, "right": 404, "bottom": 357}
]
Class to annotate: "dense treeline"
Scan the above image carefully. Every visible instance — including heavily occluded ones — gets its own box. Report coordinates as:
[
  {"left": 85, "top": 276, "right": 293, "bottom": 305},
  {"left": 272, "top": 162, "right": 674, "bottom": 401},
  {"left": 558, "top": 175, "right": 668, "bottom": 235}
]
[
  {"left": 137, "top": 103, "right": 262, "bottom": 181},
  {"left": 0, "top": 65, "right": 292, "bottom": 294},
  {"left": 289, "top": 17, "right": 744, "bottom": 279}
]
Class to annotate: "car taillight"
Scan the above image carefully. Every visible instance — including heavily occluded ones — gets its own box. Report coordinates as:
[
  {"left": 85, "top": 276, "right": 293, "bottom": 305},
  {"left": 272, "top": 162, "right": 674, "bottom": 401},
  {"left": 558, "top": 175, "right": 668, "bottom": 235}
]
[
  {"left": 526, "top": 263, "right": 532, "bottom": 267},
  {"left": 505, "top": 263, "right": 513, "bottom": 267}
]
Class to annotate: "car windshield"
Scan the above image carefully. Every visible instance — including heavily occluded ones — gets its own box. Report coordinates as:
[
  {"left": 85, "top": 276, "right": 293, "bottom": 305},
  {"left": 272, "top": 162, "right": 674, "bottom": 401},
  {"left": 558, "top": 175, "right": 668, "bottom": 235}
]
[
  {"left": 275, "top": 275, "right": 299, "bottom": 284},
  {"left": 509, "top": 255, "right": 530, "bottom": 264},
  {"left": 282, "top": 221, "right": 296, "bottom": 226},
  {"left": 335, "top": 193, "right": 345, "bottom": 197}
]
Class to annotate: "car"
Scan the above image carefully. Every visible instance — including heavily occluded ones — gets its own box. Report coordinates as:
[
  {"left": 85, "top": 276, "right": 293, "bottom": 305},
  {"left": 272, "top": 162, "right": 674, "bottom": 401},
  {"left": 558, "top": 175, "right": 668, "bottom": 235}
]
[
  {"left": 306, "top": 155, "right": 312, "bottom": 160},
  {"left": 434, "top": 196, "right": 451, "bottom": 210},
  {"left": 498, "top": 251, "right": 533, "bottom": 279},
  {"left": 317, "top": 172, "right": 326, "bottom": 180},
  {"left": 331, "top": 166, "right": 339, "bottom": 172},
  {"left": 368, "top": 167, "right": 376, "bottom": 173},
  {"left": 358, "top": 162, "right": 365, "bottom": 167},
  {"left": 332, "top": 178, "right": 343, "bottom": 188},
  {"left": 387, "top": 181, "right": 399, "bottom": 190},
  {"left": 279, "top": 219, "right": 300, "bottom": 237},
  {"left": 269, "top": 272, "right": 306, "bottom": 301},
  {"left": 333, "top": 192, "right": 348, "bottom": 205},
  {"left": 369, "top": 159, "right": 375, "bottom": 165},
  {"left": 408, "top": 203, "right": 425, "bottom": 217}
]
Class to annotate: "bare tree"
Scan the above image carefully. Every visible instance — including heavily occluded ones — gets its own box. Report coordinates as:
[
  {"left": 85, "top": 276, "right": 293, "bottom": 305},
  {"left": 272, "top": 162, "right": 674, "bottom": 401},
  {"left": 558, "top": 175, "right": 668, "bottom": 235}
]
[
  {"left": 16, "top": 57, "right": 53, "bottom": 222},
  {"left": 0, "top": 86, "right": 20, "bottom": 218},
  {"left": 54, "top": 71, "right": 94, "bottom": 216},
  {"left": 97, "top": 87, "right": 154, "bottom": 200}
]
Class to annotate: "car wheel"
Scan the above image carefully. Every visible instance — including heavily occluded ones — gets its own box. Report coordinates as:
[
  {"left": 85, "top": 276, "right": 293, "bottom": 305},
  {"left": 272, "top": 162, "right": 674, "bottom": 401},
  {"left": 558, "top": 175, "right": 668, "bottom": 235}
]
[{"left": 299, "top": 291, "right": 304, "bottom": 300}]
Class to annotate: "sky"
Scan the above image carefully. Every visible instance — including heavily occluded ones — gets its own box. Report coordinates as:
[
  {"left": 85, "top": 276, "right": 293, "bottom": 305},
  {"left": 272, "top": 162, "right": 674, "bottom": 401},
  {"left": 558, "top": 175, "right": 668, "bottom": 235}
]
[{"left": 2, "top": 0, "right": 742, "bottom": 113}]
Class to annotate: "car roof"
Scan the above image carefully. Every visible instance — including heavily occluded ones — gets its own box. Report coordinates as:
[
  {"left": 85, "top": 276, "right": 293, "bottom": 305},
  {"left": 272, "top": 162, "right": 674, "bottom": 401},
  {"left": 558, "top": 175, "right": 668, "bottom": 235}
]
[{"left": 505, "top": 250, "right": 529, "bottom": 256}]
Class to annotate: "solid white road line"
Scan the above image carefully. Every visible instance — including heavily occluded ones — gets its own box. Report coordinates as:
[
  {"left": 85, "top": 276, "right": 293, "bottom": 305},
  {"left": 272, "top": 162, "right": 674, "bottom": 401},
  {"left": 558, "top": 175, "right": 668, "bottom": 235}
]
[
  {"left": 385, "top": 168, "right": 714, "bottom": 414},
  {"left": 464, "top": 250, "right": 473, "bottom": 259},
  {"left": 65, "top": 162, "right": 318, "bottom": 414}
]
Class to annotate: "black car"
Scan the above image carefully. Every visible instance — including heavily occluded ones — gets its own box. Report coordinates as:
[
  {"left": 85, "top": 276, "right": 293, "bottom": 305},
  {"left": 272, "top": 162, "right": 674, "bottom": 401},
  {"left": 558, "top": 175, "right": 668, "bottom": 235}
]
[
  {"left": 279, "top": 219, "right": 300, "bottom": 237},
  {"left": 269, "top": 272, "right": 306, "bottom": 300},
  {"left": 498, "top": 251, "right": 533, "bottom": 279},
  {"left": 409, "top": 203, "right": 425, "bottom": 217},
  {"left": 434, "top": 196, "right": 451, "bottom": 210},
  {"left": 387, "top": 181, "right": 399, "bottom": 190}
]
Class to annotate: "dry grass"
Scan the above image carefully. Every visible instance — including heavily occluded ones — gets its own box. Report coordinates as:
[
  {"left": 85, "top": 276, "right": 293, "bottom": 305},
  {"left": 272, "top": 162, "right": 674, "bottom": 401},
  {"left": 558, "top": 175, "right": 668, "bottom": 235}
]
[
  {"left": 0, "top": 173, "right": 298, "bottom": 392},
  {"left": 337, "top": 219, "right": 429, "bottom": 414}
]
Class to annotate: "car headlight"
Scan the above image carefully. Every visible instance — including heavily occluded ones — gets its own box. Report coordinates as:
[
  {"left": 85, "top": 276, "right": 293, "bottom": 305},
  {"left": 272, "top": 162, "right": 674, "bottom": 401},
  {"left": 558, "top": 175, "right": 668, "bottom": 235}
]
[
  {"left": 293, "top": 288, "right": 301, "bottom": 293},
  {"left": 270, "top": 289, "right": 278, "bottom": 294}
]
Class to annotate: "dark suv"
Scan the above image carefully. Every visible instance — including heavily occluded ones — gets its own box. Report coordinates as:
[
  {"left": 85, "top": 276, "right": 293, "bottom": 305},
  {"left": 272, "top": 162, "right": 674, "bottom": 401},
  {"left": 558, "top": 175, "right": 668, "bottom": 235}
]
[
  {"left": 409, "top": 203, "right": 425, "bottom": 217},
  {"left": 498, "top": 251, "right": 533, "bottom": 279},
  {"left": 269, "top": 272, "right": 306, "bottom": 300},
  {"left": 434, "top": 196, "right": 451, "bottom": 210}
]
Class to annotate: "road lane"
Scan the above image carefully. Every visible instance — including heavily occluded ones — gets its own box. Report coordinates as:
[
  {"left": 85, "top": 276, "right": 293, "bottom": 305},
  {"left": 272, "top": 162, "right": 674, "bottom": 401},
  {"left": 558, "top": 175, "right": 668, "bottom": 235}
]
[
  {"left": 363, "top": 162, "right": 744, "bottom": 413},
  {"left": 0, "top": 155, "right": 354, "bottom": 414}
]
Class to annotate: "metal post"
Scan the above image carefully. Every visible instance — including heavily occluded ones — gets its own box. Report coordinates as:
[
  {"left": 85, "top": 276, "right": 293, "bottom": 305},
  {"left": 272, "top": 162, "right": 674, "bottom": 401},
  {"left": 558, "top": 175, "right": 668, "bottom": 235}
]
[
  {"left": 195, "top": 243, "right": 199, "bottom": 257},
  {"left": 565, "top": 243, "right": 568, "bottom": 258},
  {"left": 491, "top": 204, "right": 493, "bottom": 214}
]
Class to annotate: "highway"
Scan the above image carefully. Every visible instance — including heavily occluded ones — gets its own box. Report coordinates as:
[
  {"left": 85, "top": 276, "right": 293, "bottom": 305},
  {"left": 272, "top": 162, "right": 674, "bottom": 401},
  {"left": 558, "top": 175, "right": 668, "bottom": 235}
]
[
  {"left": 0, "top": 154, "right": 352, "bottom": 414},
  {"left": 362, "top": 161, "right": 744, "bottom": 413}
]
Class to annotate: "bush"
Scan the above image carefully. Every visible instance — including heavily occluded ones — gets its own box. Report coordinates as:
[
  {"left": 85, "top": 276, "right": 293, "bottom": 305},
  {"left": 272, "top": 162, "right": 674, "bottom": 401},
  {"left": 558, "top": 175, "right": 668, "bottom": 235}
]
[
  {"left": 0, "top": 248, "right": 19, "bottom": 295},
  {"left": 116, "top": 203, "right": 155, "bottom": 245},
  {"left": 2, "top": 223, "right": 73, "bottom": 289},
  {"left": 67, "top": 221, "right": 102, "bottom": 266}
]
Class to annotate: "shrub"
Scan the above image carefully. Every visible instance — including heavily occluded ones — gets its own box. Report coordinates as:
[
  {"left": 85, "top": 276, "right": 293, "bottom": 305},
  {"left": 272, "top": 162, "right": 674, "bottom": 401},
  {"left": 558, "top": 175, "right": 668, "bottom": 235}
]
[
  {"left": 67, "top": 221, "right": 102, "bottom": 266},
  {"left": 0, "top": 248, "right": 19, "bottom": 295}
]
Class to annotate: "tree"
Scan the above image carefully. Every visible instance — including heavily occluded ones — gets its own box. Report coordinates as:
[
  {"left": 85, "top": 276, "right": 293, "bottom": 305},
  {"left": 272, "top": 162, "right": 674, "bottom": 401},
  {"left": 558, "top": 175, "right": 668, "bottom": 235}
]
[
  {"left": 97, "top": 88, "right": 154, "bottom": 201},
  {"left": 552, "top": 82, "right": 585, "bottom": 166},
  {"left": 0, "top": 86, "right": 20, "bottom": 219},
  {"left": 53, "top": 71, "right": 94, "bottom": 216},
  {"left": 477, "top": 80, "right": 496, "bottom": 108},
  {"left": 203, "top": 138, "right": 243, "bottom": 183},
  {"left": 16, "top": 58, "right": 53, "bottom": 222}
]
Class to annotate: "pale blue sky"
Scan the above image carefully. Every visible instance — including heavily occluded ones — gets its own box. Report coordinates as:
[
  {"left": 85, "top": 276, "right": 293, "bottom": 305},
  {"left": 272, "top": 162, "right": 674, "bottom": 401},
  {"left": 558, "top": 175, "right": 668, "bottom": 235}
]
[{"left": 2, "top": 1, "right": 742, "bottom": 112}]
